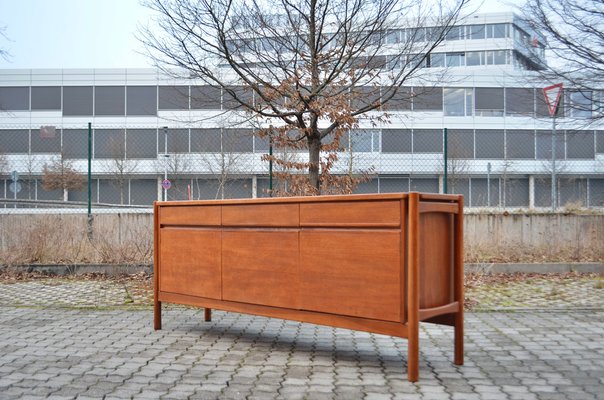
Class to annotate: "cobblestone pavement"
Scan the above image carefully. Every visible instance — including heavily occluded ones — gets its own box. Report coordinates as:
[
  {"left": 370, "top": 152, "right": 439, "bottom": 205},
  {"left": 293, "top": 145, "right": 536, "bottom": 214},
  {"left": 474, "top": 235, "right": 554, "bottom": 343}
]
[
  {"left": 0, "top": 307, "right": 603, "bottom": 400},
  {"left": 1, "top": 274, "right": 603, "bottom": 399}
]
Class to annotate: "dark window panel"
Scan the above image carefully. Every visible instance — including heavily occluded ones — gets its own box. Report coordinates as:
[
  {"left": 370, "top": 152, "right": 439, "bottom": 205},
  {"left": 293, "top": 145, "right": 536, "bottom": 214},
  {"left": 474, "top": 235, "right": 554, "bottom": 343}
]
[
  {"left": 506, "top": 88, "right": 534, "bottom": 116},
  {"left": 353, "top": 179, "right": 378, "bottom": 194},
  {"left": 383, "top": 86, "right": 412, "bottom": 110},
  {"left": 62, "top": 129, "right": 88, "bottom": 159},
  {"left": 63, "top": 86, "right": 93, "bottom": 116},
  {"left": 126, "top": 129, "right": 157, "bottom": 158},
  {"left": 191, "top": 128, "right": 221, "bottom": 152},
  {"left": 413, "top": 87, "right": 443, "bottom": 111},
  {"left": 158, "top": 86, "right": 189, "bottom": 110},
  {"left": 15, "top": 179, "right": 36, "bottom": 200},
  {"left": 0, "top": 129, "right": 29, "bottom": 153},
  {"left": 159, "top": 128, "right": 189, "bottom": 153},
  {"left": 559, "top": 177, "right": 588, "bottom": 207},
  {"left": 589, "top": 179, "right": 604, "bottom": 207},
  {"left": 223, "top": 179, "right": 253, "bottom": 199},
  {"left": 380, "top": 177, "right": 410, "bottom": 193},
  {"left": 536, "top": 130, "right": 565, "bottom": 159},
  {"left": 99, "top": 179, "right": 127, "bottom": 205},
  {"left": 566, "top": 130, "right": 595, "bottom": 159},
  {"left": 254, "top": 134, "right": 269, "bottom": 153},
  {"left": 534, "top": 178, "right": 552, "bottom": 207},
  {"left": 447, "top": 178, "right": 469, "bottom": 198},
  {"left": 535, "top": 88, "right": 550, "bottom": 117},
  {"left": 95, "top": 86, "right": 125, "bottom": 116},
  {"left": 68, "top": 180, "right": 97, "bottom": 202},
  {"left": 448, "top": 129, "right": 474, "bottom": 158},
  {"left": 167, "top": 179, "right": 192, "bottom": 201},
  {"left": 470, "top": 178, "right": 500, "bottom": 207},
  {"left": 31, "top": 86, "right": 61, "bottom": 110},
  {"left": 223, "top": 129, "right": 253, "bottom": 152},
  {"left": 350, "top": 86, "right": 381, "bottom": 110},
  {"left": 475, "top": 87, "right": 504, "bottom": 114},
  {"left": 130, "top": 179, "right": 158, "bottom": 205},
  {"left": 506, "top": 129, "right": 535, "bottom": 159},
  {"left": 381, "top": 129, "right": 412, "bottom": 153},
  {"left": 598, "top": 131, "right": 604, "bottom": 154},
  {"left": 191, "top": 86, "right": 222, "bottom": 109},
  {"left": 223, "top": 86, "right": 254, "bottom": 110},
  {"left": 126, "top": 86, "right": 157, "bottom": 116},
  {"left": 193, "top": 178, "right": 220, "bottom": 199},
  {"left": 413, "top": 129, "right": 442, "bottom": 152},
  {"left": 94, "top": 129, "right": 126, "bottom": 159},
  {"left": 410, "top": 178, "right": 439, "bottom": 193},
  {"left": 502, "top": 178, "right": 529, "bottom": 207},
  {"left": 31, "top": 127, "right": 61, "bottom": 153},
  {"left": 36, "top": 179, "right": 63, "bottom": 201},
  {"left": 475, "top": 129, "right": 504, "bottom": 159},
  {"left": 0, "top": 86, "right": 29, "bottom": 111}
]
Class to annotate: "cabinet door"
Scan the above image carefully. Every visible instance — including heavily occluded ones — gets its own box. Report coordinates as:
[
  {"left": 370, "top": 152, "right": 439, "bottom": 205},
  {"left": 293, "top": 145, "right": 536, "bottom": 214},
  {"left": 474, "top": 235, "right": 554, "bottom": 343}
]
[
  {"left": 300, "top": 230, "right": 401, "bottom": 322},
  {"left": 222, "top": 230, "right": 299, "bottom": 309},
  {"left": 159, "top": 228, "right": 222, "bottom": 299}
]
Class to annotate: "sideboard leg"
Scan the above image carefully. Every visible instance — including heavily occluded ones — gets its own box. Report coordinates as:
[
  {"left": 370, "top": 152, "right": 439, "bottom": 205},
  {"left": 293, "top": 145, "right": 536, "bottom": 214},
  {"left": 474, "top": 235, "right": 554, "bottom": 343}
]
[
  {"left": 407, "top": 332, "right": 419, "bottom": 382},
  {"left": 204, "top": 308, "right": 212, "bottom": 322},
  {"left": 154, "top": 301, "right": 162, "bottom": 330},
  {"left": 454, "top": 311, "right": 464, "bottom": 365}
]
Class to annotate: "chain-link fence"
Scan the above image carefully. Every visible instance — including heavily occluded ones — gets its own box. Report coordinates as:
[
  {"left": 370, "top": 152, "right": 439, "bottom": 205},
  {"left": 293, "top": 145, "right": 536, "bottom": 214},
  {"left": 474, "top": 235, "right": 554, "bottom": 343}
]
[{"left": 1, "top": 123, "right": 603, "bottom": 209}]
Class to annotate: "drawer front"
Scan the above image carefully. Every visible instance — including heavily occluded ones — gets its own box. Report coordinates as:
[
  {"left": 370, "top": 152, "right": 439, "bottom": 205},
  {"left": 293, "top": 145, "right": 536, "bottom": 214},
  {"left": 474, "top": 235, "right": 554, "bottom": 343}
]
[
  {"left": 222, "top": 230, "right": 299, "bottom": 309},
  {"left": 158, "top": 228, "right": 222, "bottom": 299},
  {"left": 299, "top": 230, "right": 402, "bottom": 322},
  {"left": 300, "top": 200, "right": 401, "bottom": 228},
  {"left": 160, "top": 206, "right": 221, "bottom": 226},
  {"left": 222, "top": 203, "right": 299, "bottom": 227}
]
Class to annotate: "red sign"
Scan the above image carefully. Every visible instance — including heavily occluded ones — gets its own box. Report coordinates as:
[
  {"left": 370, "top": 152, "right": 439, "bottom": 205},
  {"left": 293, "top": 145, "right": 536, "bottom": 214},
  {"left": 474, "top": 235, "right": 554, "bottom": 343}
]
[
  {"left": 161, "top": 179, "right": 171, "bottom": 190},
  {"left": 543, "top": 83, "right": 563, "bottom": 116}
]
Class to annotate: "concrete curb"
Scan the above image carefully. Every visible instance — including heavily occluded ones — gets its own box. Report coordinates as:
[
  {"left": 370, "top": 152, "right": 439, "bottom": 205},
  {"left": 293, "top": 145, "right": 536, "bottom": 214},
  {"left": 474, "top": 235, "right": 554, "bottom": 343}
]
[
  {"left": 465, "top": 262, "right": 603, "bottom": 274},
  {"left": 1, "top": 263, "right": 602, "bottom": 276},
  {"left": 0, "top": 264, "right": 152, "bottom": 276}
]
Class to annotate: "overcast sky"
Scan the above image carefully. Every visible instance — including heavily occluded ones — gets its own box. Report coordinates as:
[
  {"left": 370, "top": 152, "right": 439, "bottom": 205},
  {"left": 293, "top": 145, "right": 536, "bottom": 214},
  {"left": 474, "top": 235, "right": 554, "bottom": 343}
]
[{"left": 0, "top": 0, "right": 522, "bottom": 70}]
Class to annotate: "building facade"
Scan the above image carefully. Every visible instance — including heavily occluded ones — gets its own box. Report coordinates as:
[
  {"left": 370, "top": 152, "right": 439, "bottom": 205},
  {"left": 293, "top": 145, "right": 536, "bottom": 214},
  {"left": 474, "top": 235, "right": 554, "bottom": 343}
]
[{"left": 1, "top": 12, "right": 603, "bottom": 208}]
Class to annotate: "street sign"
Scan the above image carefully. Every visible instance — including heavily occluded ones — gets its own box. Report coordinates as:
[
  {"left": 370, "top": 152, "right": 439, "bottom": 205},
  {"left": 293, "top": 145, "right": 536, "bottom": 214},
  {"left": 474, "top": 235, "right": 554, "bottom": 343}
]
[
  {"left": 9, "top": 182, "right": 22, "bottom": 193},
  {"left": 11, "top": 170, "right": 19, "bottom": 182},
  {"left": 543, "top": 83, "right": 563, "bottom": 117},
  {"left": 162, "top": 179, "right": 172, "bottom": 190}
]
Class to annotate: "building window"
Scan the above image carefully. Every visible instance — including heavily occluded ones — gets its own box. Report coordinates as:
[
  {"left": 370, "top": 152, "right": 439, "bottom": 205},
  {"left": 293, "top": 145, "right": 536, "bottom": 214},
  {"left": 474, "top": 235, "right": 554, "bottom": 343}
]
[
  {"left": 475, "top": 129, "right": 504, "bottom": 158},
  {"left": 487, "top": 23, "right": 508, "bottom": 38},
  {"left": 475, "top": 87, "right": 504, "bottom": 116},
  {"left": 63, "top": 86, "right": 93, "bottom": 116},
  {"left": 467, "top": 25, "right": 485, "bottom": 40},
  {"left": 506, "top": 88, "right": 534, "bottom": 116},
  {"left": 413, "top": 87, "right": 443, "bottom": 111},
  {"left": 568, "top": 90, "right": 593, "bottom": 118},
  {"left": 445, "top": 26, "right": 463, "bottom": 41},
  {"left": 0, "top": 86, "right": 29, "bottom": 111},
  {"left": 381, "top": 129, "right": 412, "bottom": 153},
  {"left": 444, "top": 88, "right": 473, "bottom": 116},
  {"left": 31, "top": 86, "right": 61, "bottom": 110},
  {"left": 126, "top": 86, "right": 157, "bottom": 116},
  {"left": 413, "top": 129, "right": 442, "bottom": 152},
  {"left": 348, "top": 129, "right": 380, "bottom": 152},
  {"left": 566, "top": 130, "right": 595, "bottom": 159},
  {"left": 95, "top": 86, "right": 126, "bottom": 116},
  {"left": 446, "top": 52, "right": 465, "bottom": 67},
  {"left": 506, "top": 130, "right": 535, "bottom": 159},
  {"left": 466, "top": 52, "right": 482, "bottom": 66},
  {"left": 429, "top": 53, "right": 445, "bottom": 68},
  {"left": 159, "top": 86, "right": 190, "bottom": 110}
]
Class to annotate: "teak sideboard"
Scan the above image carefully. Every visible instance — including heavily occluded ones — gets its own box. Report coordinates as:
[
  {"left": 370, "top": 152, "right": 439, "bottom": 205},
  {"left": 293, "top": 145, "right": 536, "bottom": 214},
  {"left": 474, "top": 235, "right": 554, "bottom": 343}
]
[{"left": 154, "top": 192, "right": 464, "bottom": 381}]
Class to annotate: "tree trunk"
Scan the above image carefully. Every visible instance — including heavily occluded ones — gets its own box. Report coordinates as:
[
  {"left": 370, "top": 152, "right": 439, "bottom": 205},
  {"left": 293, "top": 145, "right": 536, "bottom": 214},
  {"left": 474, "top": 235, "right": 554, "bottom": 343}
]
[{"left": 308, "top": 135, "right": 321, "bottom": 193}]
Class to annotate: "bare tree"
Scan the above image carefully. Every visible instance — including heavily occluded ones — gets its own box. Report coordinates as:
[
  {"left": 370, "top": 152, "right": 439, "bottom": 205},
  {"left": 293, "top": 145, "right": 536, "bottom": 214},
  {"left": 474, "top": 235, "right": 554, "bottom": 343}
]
[
  {"left": 141, "top": 0, "right": 469, "bottom": 193},
  {"left": 522, "top": 0, "right": 604, "bottom": 119},
  {"left": 103, "top": 135, "right": 139, "bottom": 205},
  {"left": 41, "top": 153, "right": 85, "bottom": 201},
  {"left": 0, "top": 26, "right": 10, "bottom": 61}
]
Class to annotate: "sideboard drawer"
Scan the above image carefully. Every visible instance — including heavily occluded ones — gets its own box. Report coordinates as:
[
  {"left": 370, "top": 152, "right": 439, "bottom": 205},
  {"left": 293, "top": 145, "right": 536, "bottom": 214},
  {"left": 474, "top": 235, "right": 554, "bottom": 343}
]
[
  {"left": 160, "top": 205, "right": 221, "bottom": 226},
  {"left": 222, "top": 203, "right": 299, "bottom": 227},
  {"left": 300, "top": 200, "right": 401, "bottom": 228}
]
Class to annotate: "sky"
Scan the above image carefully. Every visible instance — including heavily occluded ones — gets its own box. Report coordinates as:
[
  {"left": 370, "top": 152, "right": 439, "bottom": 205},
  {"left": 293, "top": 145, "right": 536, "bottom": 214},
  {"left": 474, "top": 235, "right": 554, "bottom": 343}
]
[{"left": 0, "top": 0, "right": 522, "bottom": 70}]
